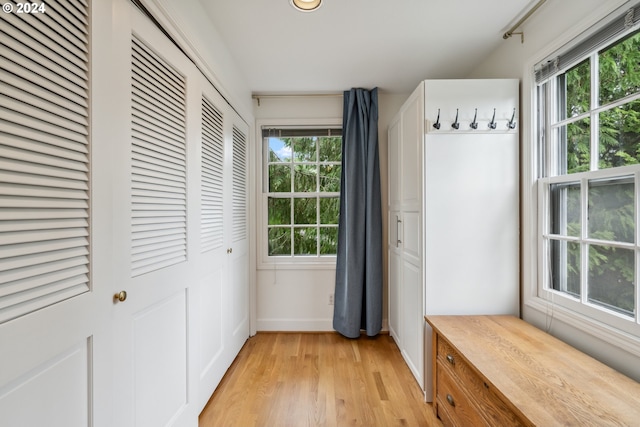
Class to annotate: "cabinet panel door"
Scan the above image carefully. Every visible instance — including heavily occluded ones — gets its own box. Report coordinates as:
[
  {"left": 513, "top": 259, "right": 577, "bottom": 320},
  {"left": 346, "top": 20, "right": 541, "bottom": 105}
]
[
  {"left": 400, "top": 92, "right": 422, "bottom": 208},
  {"left": 388, "top": 119, "right": 401, "bottom": 208}
]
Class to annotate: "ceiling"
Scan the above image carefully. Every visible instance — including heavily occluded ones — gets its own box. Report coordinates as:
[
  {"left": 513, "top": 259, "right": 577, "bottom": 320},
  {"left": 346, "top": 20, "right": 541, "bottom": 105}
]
[{"left": 198, "top": 0, "right": 537, "bottom": 95}]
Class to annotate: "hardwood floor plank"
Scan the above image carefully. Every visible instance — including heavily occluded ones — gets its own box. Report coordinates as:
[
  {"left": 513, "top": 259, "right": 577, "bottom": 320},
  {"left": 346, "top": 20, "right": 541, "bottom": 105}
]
[{"left": 199, "top": 332, "right": 442, "bottom": 427}]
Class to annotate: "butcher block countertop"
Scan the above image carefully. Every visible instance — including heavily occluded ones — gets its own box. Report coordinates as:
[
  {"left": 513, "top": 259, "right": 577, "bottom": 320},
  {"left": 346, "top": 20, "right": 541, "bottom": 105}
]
[{"left": 425, "top": 315, "right": 640, "bottom": 426}]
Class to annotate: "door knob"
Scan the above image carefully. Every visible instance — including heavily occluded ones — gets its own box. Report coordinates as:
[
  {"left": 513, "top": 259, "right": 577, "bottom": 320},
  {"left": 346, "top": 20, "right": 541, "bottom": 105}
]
[
  {"left": 114, "top": 290, "right": 127, "bottom": 303},
  {"left": 227, "top": 248, "right": 233, "bottom": 254}
]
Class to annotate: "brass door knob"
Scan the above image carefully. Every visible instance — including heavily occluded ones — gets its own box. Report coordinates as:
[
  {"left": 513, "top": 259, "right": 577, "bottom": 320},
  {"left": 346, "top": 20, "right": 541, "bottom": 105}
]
[{"left": 114, "top": 290, "right": 127, "bottom": 303}]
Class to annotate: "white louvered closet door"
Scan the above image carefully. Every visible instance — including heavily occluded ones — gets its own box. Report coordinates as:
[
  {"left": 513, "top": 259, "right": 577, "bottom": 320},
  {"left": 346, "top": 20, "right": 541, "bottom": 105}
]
[
  {"left": 0, "top": 1, "right": 113, "bottom": 426},
  {"left": 227, "top": 119, "right": 249, "bottom": 352},
  {"left": 110, "top": 6, "right": 199, "bottom": 427}
]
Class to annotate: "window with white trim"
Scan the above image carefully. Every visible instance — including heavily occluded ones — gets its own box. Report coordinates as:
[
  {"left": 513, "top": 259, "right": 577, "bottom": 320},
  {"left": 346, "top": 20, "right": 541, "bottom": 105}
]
[
  {"left": 536, "top": 4, "right": 640, "bottom": 335},
  {"left": 262, "top": 127, "right": 341, "bottom": 259}
]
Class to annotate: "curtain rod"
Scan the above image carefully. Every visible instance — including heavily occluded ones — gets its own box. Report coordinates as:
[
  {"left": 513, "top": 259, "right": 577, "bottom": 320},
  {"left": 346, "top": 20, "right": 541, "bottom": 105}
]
[
  {"left": 503, "top": 0, "right": 547, "bottom": 43},
  {"left": 252, "top": 93, "right": 343, "bottom": 106}
]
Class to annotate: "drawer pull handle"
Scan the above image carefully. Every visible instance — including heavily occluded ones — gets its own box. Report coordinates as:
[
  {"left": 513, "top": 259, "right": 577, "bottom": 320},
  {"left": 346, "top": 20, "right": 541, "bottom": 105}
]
[
  {"left": 446, "top": 394, "right": 455, "bottom": 407},
  {"left": 446, "top": 354, "right": 455, "bottom": 365}
]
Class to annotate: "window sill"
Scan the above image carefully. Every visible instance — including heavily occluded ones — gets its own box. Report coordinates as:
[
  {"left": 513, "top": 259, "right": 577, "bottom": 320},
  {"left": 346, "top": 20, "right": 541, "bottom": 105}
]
[
  {"left": 257, "top": 258, "right": 337, "bottom": 270},
  {"left": 524, "top": 296, "right": 640, "bottom": 359}
]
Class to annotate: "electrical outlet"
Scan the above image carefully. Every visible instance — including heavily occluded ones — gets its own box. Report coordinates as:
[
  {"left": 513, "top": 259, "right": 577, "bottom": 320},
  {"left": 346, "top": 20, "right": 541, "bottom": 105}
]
[{"left": 329, "top": 293, "right": 334, "bottom": 305}]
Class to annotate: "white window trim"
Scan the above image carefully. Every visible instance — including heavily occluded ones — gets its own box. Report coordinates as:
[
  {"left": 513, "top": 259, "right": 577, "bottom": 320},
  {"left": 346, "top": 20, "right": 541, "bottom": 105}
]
[
  {"left": 522, "top": 0, "right": 640, "bottom": 359},
  {"left": 256, "top": 118, "right": 342, "bottom": 270}
]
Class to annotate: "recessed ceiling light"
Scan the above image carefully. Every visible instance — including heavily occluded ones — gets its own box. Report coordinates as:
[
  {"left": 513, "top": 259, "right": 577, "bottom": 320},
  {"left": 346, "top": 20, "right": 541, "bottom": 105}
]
[{"left": 290, "top": 0, "right": 322, "bottom": 12}]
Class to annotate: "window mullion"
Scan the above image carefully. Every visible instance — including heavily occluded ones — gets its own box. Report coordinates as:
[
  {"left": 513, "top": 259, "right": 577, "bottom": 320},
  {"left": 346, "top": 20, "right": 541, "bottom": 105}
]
[
  {"left": 580, "top": 177, "right": 589, "bottom": 304},
  {"left": 590, "top": 53, "right": 600, "bottom": 172}
]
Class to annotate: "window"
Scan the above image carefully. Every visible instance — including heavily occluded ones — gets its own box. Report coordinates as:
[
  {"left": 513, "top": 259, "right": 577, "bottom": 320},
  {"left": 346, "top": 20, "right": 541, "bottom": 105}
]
[
  {"left": 536, "top": 6, "right": 640, "bottom": 334},
  {"left": 262, "top": 127, "right": 341, "bottom": 259}
]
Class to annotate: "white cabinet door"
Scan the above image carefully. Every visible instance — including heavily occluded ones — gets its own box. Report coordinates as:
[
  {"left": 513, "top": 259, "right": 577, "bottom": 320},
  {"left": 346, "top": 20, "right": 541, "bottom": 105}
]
[{"left": 387, "top": 84, "right": 424, "bottom": 391}]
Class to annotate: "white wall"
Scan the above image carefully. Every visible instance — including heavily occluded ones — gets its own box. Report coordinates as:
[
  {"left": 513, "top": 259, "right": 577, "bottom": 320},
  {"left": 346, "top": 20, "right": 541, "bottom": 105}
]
[
  {"left": 468, "top": 0, "right": 640, "bottom": 382},
  {"left": 253, "top": 93, "right": 407, "bottom": 331}
]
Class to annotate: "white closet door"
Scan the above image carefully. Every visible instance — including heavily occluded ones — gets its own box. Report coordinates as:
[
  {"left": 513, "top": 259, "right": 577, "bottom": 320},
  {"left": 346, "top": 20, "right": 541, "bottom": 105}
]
[
  {"left": 228, "top": 121, "right": 249, "bottom": 346},
  {"left": 110, "top": 5, "right": 198, "bottom": 426},
  {"left": 0, "top": 1, "right": 113, "bottom": 426},
  {"left": 195, "top": 86, "right": 228, "bottom": 411}
]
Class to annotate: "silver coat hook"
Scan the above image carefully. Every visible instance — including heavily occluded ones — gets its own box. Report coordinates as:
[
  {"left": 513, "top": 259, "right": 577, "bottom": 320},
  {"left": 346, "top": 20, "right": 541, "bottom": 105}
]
[
  {"left": 433, "top": 109, "right": 441, "bottom": 129},
  {"left": 470, "top": 108, "right": 478, "bottom": 129},
  {"left": 507, "top": 108, "right": 517, "bottom": 129},
  {"left": 488, "top": 108, "right": 497, "bottom": 130},
  {"left": 451, "top": 109, "right": 460, "bottom": 130}
]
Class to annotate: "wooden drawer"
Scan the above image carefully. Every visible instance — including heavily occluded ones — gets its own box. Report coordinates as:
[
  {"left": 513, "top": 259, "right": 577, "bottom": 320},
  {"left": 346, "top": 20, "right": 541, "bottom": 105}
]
[
  {"left": 436, "top": 361, "right": 485, "bottom": 427},
  {"left": 437, "top": 335, "right": 525, "bottom": 426}
]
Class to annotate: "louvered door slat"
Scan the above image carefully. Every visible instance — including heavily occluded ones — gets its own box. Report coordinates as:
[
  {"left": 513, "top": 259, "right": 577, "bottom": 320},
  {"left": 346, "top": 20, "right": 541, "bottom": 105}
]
[
  {"left": 1, "top": 85, "right": 88, "bottom": 129},
  {"left": 0, "top": 70, "right": 88, "bottom": 115},
  {"left": 0, "top": 268, "right": 89, "bottom": 309},
  {"left": 0, "top": 237, "right": 88, "bottom": 260},
  {"left": 0, "top": 145, "right": 88, "bottom": 173},
  {"left": 62, "top": 0, "right": 90, "bottom": 27},
  {"left": 0, "top": 128, "right": 87, "bottom": 156},
  {"left": 232, "top": 126, "right": 247, "bottom": 242},
  {"left": 132, "top": 39, "right": 183, "bottom": 97},
  {"left": 1, "top": 38, "right": 87, "bottom": 90},
  {"left": 131, "top": 36, "right": 187, "bottom": 277},
  {"left": 1, "top": 13, "right": 88, "bottom": 76},
  {"left": 132, "top": 124, "right": 185, "bottom": 155},
  {"left": 4, "top": 7, "right": 88, "bottom": 66},
  {"left": 1, "top": 170, "right": 88, "bottom": 190},
  {"left": 1, "top": 93, "right": 88, "bottom": 134},
  {"left": 200, "top": 96, "right": 224, "bottom": 252},
  {"left": 0, "top": 0, "right": 90, "bottom": 324},
  {"left": 132, "top": 89, "right": 185, "bottom": 136}
]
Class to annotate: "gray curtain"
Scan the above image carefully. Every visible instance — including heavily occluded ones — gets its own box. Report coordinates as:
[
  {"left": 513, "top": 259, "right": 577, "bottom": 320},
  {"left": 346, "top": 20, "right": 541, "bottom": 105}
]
[{"left": 333, "top": 87, "right": 382, "bottom": 338}]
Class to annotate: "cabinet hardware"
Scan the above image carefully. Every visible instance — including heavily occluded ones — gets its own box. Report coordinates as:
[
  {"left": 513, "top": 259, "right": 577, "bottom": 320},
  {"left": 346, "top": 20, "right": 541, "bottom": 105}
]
[
  {"left": 446, "top": 394, "right": 455, "bottom": 407},
  {"left": 446, "top": 354, "right": 455, "bottom": 365},
  {"left": 114, "top": 290, "right": 127, "bottom": 303}
]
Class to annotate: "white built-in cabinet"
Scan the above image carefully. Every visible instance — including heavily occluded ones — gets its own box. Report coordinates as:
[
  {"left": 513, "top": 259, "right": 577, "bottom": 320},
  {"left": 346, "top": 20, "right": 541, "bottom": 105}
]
[
  {"left": 388, "top": 79, "right": 520, "bottom": 401},
  {"left": 0, "top": 1, "right": 249, "bottom": 426}
]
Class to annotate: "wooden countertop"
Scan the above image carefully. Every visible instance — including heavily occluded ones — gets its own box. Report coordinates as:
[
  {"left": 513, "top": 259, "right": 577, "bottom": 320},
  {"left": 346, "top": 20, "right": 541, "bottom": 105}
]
[{"left": 425, "top": 315, "right": 640, "bottom": 427}]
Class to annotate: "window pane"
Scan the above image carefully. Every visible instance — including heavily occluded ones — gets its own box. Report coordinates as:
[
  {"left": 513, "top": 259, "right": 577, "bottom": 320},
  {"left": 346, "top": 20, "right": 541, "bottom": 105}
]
[
  {"left": 588, "top": 177, "right": 634, "bottom": 243},
  {"left": 559, "top": 59, "right": 590, "bottom": 121},
  {"left": 588, "top": 245, "right": 635, "bottom": 316},
  {"left": 557, "top": 118, "right": 590, "bottom": 174},
  {"left": 319, "top": 164, "right": 341, "bottom": 192},
  {"left": 550, "top": 239, "right": 581, "bottom": 297},
  {"left": 550, "top": 182, "right": 580, "bottom": 237},
  {"left": 294, "top": 197, "right": 316, "bottom": 224},
  {"left": 294, "top": 165, "right": 317, "bottom": 192},
  {"left": 599, "top": 100, "right": 640, "bottom": 169},
  {"left": 269, "top": 165, "right": 291, "bottom": 192},
  {"left": 294, "top": 227, "right": 317, "bottom": 255},
  {"left": 599, "top": 31, "right": 640, "bottom": 107},
  {"left": 319, "top": 136, "right": 342, "bottom": 162},
  {"left": 268, "top": 197, "right": 291, "bottom": 225},
  {"left": 268, "top": 227, "right": 291, "bottom": 256},
  {"left": 319, "top": 227, "right": 338, "bottom": 254},
  {"left": 319, "top": 197, "right": 340, "bottom": 224},
  {"left": 293, "top": 137, "right": 317, "bottom": 162},
  {"left": 268, "top": 137, "right": 292, "bottom": 162}
]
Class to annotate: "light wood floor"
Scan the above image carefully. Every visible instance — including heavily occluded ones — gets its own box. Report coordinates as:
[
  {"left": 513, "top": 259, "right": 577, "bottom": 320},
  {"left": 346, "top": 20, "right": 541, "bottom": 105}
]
[{"left": 199, "top": 332, "right": 443, "bottom": 427}]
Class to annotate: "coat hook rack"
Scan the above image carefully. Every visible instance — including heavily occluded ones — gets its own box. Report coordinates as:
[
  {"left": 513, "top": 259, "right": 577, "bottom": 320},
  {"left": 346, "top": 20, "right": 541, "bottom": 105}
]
[
  {"left": 507, "top": 108, "right": 517, "bottom": 129},
  {"left": 433, "top": 109, "right": 441, "bottom": 129},
  {"left": 470, "top": 108, "right": 478, "bottom": 129},
  {"left": 488, "top": 108, "right": 497, "bottom": 130},
  {"left": 451, "top": 108, "right": 460, "bottom": 130}
]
